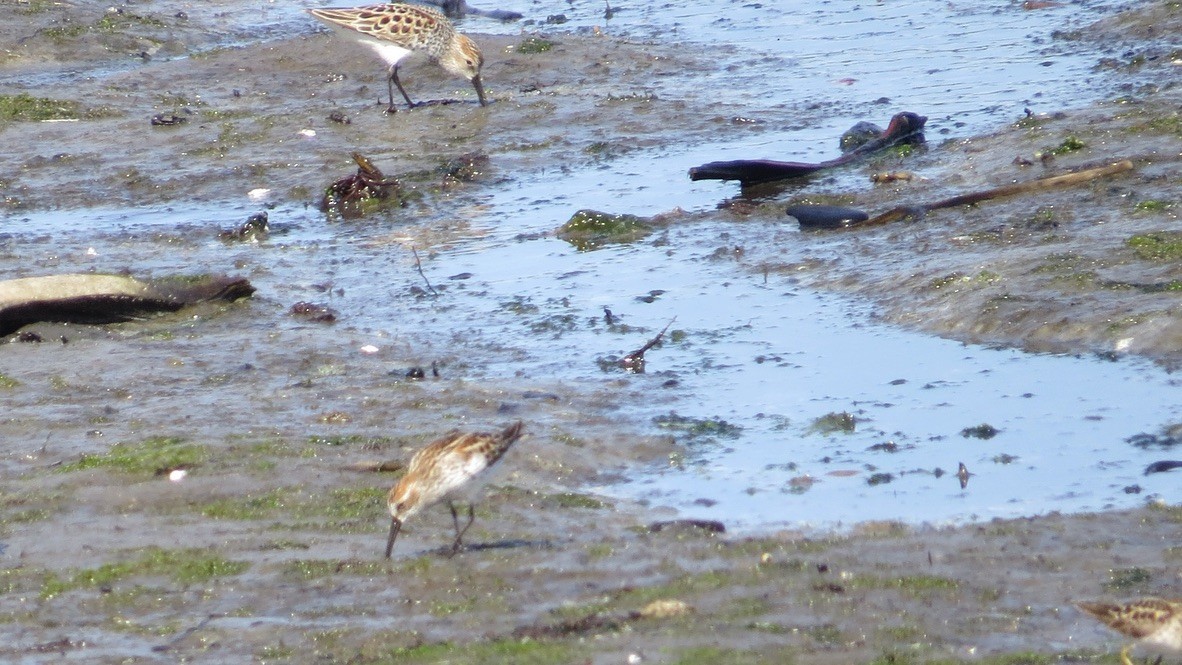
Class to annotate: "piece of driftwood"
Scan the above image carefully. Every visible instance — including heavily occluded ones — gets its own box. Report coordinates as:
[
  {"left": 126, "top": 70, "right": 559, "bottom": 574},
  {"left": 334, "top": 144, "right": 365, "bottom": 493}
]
[
  {"left": 788, "top": 159, "right": 1135, "bottom": 229},
  {"left": 0, "top": 273, "right": 255, "bottom": 336},
  {"left": 689, "top": 112, "right": 927, "bottom": 186}
]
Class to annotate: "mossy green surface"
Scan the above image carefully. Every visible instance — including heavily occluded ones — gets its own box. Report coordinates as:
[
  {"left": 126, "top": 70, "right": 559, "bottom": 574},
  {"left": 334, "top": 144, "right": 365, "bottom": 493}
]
[
  {"left": 809, "top": 411, "right": 856, "bottom": 435},
  {"left": 59, "top": 436, "right": 207, "bottom": 476},
  {"left": 1127, "top": 231, "right": 1182, "bottom": 261},
  {"left": 0, "top": 93, "right": 83, "bottom": 122},
  {"left": 557, "top": 209, "right": 654, "bottom": 250},
  {"left": 516, "top": 37, "right": 556, "bottom": 54},
  {"left": 40, "top": 547, "right": 249, "bottom": 599}
]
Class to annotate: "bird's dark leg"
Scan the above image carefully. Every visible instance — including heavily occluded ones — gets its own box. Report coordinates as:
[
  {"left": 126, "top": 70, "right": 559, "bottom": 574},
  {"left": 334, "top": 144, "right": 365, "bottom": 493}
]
[
  {"left": 390, "top": 64, "right": 416, "bottom": 109},
  {"left": 447, "top": 500, "right": 476, "bottom": 557},
  {"left": 384, "top": 64, "right": 399, "bottom": 113}
]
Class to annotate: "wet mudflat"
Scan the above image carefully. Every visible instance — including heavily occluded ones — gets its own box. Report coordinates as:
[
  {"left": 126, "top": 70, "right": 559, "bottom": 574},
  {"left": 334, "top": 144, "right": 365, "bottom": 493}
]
[{"left": 1, "top": 0, "right": 1181, "bottom": 662}]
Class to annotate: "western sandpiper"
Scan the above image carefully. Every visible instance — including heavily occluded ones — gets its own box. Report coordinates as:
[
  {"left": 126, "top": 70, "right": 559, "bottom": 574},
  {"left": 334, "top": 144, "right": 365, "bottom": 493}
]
[
  {"left": 307, "top": 2, "right": 487, "bottom": 111},
  {"left": 385, "top": 420, "right": 523, "bottom": 557},
  {"left": 1077, "top": 598, "right": 1182, "bottom": 665}
]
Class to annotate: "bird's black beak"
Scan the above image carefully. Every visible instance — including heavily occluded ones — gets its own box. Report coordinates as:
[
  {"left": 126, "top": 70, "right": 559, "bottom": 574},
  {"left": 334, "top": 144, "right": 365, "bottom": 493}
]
[
  {"left": 472, "top": 74, "right": 488, "bottom": 107},
  {"left": 385, "top": 517, "right": 402, "bottom": 559}
]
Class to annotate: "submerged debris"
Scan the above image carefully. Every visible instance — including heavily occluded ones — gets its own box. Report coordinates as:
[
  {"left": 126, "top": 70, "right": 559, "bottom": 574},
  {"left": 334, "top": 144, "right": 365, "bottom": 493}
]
[
  {"left": 219, "top": 212, "right": 269, "bottom": 242},
  {"left": 511, "top": 597, "right": 692, "bottom": 641},
  {"left": 618, "top": 317, "right": 675, "bottom": 373},
  {"left": 288, "top": 301, "right": 337, "bottom": 323},
  {"left": 1127, "top": 426, "right": 1182, "bottom": 449},
  {"left": 809, "top": 411, "right": 857, "bottom": 435},
  {"left": 961, "top": 423, "right": 1000, "bottom": 439},
  {"left": 1144, "top": 460, "right": 1182, "bottom": 475},
  {"left": 652, "top": 413, "right": 743, "bottom": 441},
  {"left": 320, "top": 152, "right": 403, "bottom": 220},
  {"left": 956, "top": 462, "right": 972, "bottom": 489},
  {"left": 648, "top": 519, "right": 726, "bottom": 534},
  {"left": 150, "top": 113, "right": 187, "bottom": 126},
  {"left": 439, "top": 151, "right": 490, "bottom": 186}
]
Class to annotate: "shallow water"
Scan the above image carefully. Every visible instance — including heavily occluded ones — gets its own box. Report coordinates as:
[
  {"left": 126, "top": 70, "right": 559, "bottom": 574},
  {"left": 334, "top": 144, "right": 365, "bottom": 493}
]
[{"left": 5, "top": 0, "right": 1178, "bottom": 532}]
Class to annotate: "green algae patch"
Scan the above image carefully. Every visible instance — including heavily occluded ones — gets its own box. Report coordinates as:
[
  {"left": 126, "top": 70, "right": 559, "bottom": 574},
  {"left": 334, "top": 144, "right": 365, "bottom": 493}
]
[
  {"left": 1040, "top": 135, "right": 1087, "bottom": 156},
  {"left": 1103, "top": 566, "right": 1152, "bottom": 592},
  {"left": 1127, "top": 231, "right": 1182, "bottom": 261},
  {"left": 200, "top": 486, "right": 385, "bottom": 527},
  {"left": 0, "top": 373, "right": 18, "bottom": 389},
  {"left": 0, "top": 93, "right": 82, "bottom": 122},
  {"left": 375, "top": 639, "right": 575, "bottom": 664},
  {"left": 281, "top": 558, "right": 390, "bottom": 580},
  {"left": 558, "top": 209, "right": 654, "bottom": 251},
  {"left": 653, "top": 412, "right": 743, "bottom": 441},
  {"left": 1135, "top": 199, "right": 1174, "bottom": 212},
  {"left": 516, "top": 36, "right": 556, "bottom": 54},
  {"left": 40, "top": 547, "right": 249, "bottom": 599},
  {"left": 544, "top": 491, "right": 610, "bottom": 510},
  {"left": 809, "top": 411, "right": 856, "bottom": 435},
  {"left": 60, "top": 436, "right": 207, "bottom": 476}
]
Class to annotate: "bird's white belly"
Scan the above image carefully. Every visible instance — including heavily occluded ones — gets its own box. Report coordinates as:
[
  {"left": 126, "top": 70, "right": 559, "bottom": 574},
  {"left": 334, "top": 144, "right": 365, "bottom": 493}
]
[{"left": 322, "top": 23, "right": 413, "bottom": 68}]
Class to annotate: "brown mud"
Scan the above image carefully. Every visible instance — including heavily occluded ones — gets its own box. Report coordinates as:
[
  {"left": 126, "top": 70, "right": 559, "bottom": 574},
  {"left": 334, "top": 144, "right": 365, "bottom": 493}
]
[{"left": 1, "top": 1, "right": 1181, "bottom": 663}]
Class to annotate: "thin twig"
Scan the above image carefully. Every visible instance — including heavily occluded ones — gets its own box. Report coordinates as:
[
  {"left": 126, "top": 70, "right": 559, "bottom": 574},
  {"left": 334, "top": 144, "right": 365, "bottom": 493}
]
[
  {"left": 411, "top": 246, "right": 438, "bottom": 297},
  {"left": 620, "top": 317, "right": 677, "bottom": 372}
]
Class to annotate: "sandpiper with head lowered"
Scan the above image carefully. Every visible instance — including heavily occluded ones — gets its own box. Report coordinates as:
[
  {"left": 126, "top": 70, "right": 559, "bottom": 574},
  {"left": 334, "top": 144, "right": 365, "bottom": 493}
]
[
  {"left": 1077, "top": 598, "right": 1182, "bottom": 665},
  {"left": 307, "top": 3, "right": 487, "bottom": 111},
  {"left": 385, "top": 420, "right": 523, "bottom": 558}
]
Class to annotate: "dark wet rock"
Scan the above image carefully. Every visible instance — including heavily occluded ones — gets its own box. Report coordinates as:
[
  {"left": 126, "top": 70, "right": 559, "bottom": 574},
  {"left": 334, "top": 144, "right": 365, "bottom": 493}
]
[
  {"left": 150, "top": 113, "right": 187, "bottom": 126},
  {"left": 327, "top": 110, "right": 351, "bottom": 124},
  {"left": 1143, "top": 460, "right": 1182, "bottom": 475},
  {"left": 557, "top": 209, "right": 654, "bottom": 251},
  {"left": 1123, "top": 484, "right": 1142, "bottom": 493},
  {"left": 647, "top": 519, "right": 726, "bottom": 534},
  {"left": 961, "top": 423, "right": 1000, "bottom": 439},
  {"left": 219, "top": 212, "right": 269, "bottom": 242},
  {"left": 439, "top": 151, "right": 490, "bottom": 185},
  {"left": 0, "top": 273, "right": 254, "bottom": 336},
  {"left": 787, "top": 204, "right": 869, "bottom": 230},
  {"left": 320, "top": 152, "right": 403, "bottom": 220},
  {"left": 16, "top": 331, "right": 43, "bottom": 343},
  {"left": 867, "top": 472, "right": 894, "bottom": 486},
  {"left": 288, "top": 301, "right": 337, "bottom": 323},
  {"left": 839, "top": 121, "right": 884, "bottom": 152}
]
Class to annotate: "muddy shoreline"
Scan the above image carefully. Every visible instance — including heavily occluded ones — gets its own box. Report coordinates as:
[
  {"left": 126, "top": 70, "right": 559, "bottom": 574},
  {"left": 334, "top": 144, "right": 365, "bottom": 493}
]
[{"left": 1, "top": 0, "right": 1181, "bottom": 662}]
